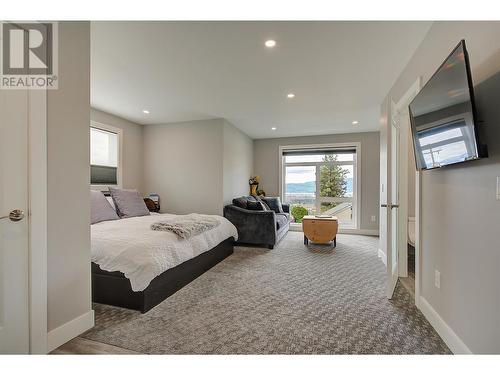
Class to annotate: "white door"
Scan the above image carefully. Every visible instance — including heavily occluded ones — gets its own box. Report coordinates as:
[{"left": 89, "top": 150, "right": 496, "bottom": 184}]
[
  {"left": 386, "top": 105, "right": 401, "bottom": 298},
  {"left": 0, "top": 89, "right": 30, "bottom": 354}
]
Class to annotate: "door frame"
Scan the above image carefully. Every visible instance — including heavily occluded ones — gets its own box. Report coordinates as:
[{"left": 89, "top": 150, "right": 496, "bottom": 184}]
[
  {"left": 28, "top": 87, "right": 48, "bottom": 353},
  {"left": 0, "top": 23, "right": 48, "bottom": 353},
  {"left": 390, "top": 77, "right": 422, "bottom": 306}
]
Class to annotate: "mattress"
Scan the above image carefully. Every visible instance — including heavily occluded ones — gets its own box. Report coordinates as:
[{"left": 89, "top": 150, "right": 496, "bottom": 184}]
[{"left": 91, "top": 213, "right": 238, "bottom": 291}]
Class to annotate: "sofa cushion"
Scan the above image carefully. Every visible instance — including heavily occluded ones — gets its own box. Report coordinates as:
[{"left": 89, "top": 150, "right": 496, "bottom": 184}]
[
  {"left": 277, "top": 212, "right": 291, "bottom": 222},
  {"left": 275, "top": 213, "right": 290, "bottom": 230},
  {"left": 262, "top": 197, "right": 284, "bottom": 214}
]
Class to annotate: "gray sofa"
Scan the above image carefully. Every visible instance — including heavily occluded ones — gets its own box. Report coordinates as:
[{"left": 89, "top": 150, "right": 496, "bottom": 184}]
[{"left": 223, "top": 196, "right": 292, "bottom": 249}]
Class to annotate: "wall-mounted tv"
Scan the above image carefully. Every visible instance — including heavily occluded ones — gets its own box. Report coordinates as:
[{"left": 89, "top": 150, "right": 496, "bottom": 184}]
[{"left": 409, "top": 40, "right": 486, "bottom": 171}]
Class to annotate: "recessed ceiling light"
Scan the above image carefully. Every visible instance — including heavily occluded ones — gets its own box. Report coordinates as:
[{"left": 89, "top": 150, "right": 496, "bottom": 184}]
[
  {"left": 142, "top": 109, "right": 150, "bottom": 114},
  {"left": 265, "top": 40, "right": 276, "bottom": 48},
  {"left": 271, "top": 127, "right": 277, "bottom": 131},
  {"left": 287, "top": 93, "right": 295, "bottom": 98},
  {"left": 352, "top": 120, "right": 359, "bottom": 125}
]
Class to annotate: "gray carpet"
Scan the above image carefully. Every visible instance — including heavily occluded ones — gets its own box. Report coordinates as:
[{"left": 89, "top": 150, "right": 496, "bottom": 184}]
[{"left": 83, "top": 232, "right": 450, "bottom": 354}]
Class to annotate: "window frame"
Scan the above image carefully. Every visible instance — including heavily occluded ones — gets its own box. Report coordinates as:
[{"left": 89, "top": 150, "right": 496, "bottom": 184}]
[
  {"left": 90, "top": 120, "right": 123, "bottom": 191},
  {"left": 278, "top": 142, "right": 361, "bottom": 229}
]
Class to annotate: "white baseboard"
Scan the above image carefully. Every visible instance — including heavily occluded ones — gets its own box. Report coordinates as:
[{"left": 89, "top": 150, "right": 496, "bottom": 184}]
[
  {"left": 339, "top": 228, "right": 379, "bottom": 236},
  {"left": 419, "top": 297, "right": 472, "bottom": 354},
  {"left": 47, "top": 310, "right": 94, "bottom": 352},
  {"left": 378, "top": 248, "right": 387, "bottom": 266}
]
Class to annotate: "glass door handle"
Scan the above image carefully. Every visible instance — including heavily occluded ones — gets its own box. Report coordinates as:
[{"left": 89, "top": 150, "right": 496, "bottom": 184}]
[{"left": 0, "top": 209, "right": 25, "bottom": 222}]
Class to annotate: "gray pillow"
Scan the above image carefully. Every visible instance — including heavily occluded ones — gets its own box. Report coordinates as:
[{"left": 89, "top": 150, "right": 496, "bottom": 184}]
[
  {"left": 91, "top": 190, "right": 119, "bottom": 224},
  {"left": 262, "top": 197, "right": 284, "bottom": 214},
  {"left": 109, "top": 187, "right": 150, "bottom": 218},
  {"left": 247, "top": 200, "right": 268, "bottom": 211},
  {"left": 232, "top": 197, "right": 248, "bottom": 209}
]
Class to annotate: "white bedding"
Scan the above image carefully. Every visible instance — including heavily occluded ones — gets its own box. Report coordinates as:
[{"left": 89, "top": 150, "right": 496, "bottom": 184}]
[{"left": 91, "top": 213, "right": 238, "bottom": 291}]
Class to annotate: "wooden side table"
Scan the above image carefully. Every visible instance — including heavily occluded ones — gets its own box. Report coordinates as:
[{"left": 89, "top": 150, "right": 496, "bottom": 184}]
[{"left": 302, "top": 215, "right": 338, "bottom": 247}]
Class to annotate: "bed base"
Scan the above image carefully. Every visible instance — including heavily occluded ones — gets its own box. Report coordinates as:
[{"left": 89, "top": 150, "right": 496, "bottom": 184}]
[{"left": 92, "top": 238, "right": 234, "bottom": 313}]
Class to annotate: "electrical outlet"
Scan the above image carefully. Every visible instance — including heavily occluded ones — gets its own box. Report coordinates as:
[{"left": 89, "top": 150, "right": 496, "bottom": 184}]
[
  {"left": 435, "top": 270, "right": 441, "bottom": 289},
  {"left": 371, "top": 215, "right": 376, "bottom": 222}
]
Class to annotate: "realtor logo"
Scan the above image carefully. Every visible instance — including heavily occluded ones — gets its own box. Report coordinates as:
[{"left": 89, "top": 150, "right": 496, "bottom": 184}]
[{"left": 1, "top": 22, "right": 58, "bottom": 89}]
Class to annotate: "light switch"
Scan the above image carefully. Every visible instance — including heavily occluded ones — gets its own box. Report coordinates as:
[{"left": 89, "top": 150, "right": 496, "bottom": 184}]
[{"left": 497, "top": 177, "right": 500, "bottom": 200}]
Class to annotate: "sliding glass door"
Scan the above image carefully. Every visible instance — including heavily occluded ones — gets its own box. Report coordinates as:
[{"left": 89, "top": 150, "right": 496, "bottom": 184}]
[{"left": 282, "top": 146, "right": 358, "bottom": 228}]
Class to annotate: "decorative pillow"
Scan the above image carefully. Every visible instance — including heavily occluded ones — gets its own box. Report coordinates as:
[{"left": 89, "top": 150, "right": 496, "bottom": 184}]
[
  {"left": 247, "top": 200, "right": 268, "bottom": 211},
  {"left": 254, "top": 195, "right": 272, "bottom": 211},
  {"left": 262, "top": 196, "right": 284, "bottom": 214},
  {"left": 91, "top": 190, "right": 119, "bottom": 224},
  {"left": 232, "top": 197, "right": 248, "bottom": 209},
  {"left": 109, "top": 187, "right": 150, "bottom": 218}
]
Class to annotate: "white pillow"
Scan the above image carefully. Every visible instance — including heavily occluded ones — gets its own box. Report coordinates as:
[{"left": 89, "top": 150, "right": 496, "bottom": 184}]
[{"left": 106, "top": 196, "right": 116, "bottom": 211}]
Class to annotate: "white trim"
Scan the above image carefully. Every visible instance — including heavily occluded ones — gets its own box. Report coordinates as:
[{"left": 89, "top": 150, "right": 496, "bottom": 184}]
[
  {"left": 90, "top": 120, "right": 123, "bottom": 190},
  {"left": 339, "top": 228, "right": 378, "bottom": 236},
  {"left": 278, "top": 142, "right": 361, "bottom": 230},
  {"left": 419, "top": 297, "right": 472, "bottom": 354},
  {"left": 378, "top": 248, "right": 387, "bottom": 266},
  {"left": 415, "top": 170, "right": 421, "bottom": 308},
  {"left": 47, "top": 310, "right": 94, "bottom": 353},
  {"left": 387, "top": 77, "right": 422, "bottom": 304},
  {"left": 28, "top": 87, "right": 48, "bottom": 354}
]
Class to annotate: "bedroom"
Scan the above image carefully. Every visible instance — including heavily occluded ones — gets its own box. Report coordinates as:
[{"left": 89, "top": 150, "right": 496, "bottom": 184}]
[{"left": 1, "top": 1, "right": 500, "bottom": 371}]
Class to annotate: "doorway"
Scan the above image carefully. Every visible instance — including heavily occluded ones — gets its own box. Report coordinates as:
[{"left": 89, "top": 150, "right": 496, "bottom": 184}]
[{"left": 384, "top": 78, "right": 421, "bottom": 305}]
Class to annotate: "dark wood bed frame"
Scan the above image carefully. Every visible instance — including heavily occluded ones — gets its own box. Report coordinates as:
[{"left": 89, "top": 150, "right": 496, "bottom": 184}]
[{"left": 92, "top": 238, "right": 234, "bottom": 313}]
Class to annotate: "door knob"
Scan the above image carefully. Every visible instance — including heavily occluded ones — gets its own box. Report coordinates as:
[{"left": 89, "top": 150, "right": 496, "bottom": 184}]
[
  {"left": 381, "top": 204, "right": 399, "bottom": 209},
  {"left": 0, "top": 209, "right": 25, "bottom": 222}
]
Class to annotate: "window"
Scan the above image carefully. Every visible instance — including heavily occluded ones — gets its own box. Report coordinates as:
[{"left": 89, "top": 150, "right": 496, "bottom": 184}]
[
  {"left": 90, "top": 124, "right": 121, "bottom": 187},
  {"left": 281, "top": 145, "right": 359, "bottom": 228}
]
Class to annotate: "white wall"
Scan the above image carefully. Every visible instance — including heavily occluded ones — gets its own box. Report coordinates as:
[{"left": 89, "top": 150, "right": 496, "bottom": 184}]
[
  {"left": 91, "top": 108, "right": 144, "bottom": 193},
  {"left": 381, "top": 21, "right": 500, "bottom": 353},
  {"left": 143, "top": 118, "right": 254, "bottom": 215},
  {"left": 143, "top": 119, "right": 225, "bottom": 215},
  {"left": 223, "top": 120, "right": 253, "bottom": 205},
  {"left": 47, "top": 22, "right": 92, "bottom": 333},
  {"left": 253, "top": 132, "right": 380, "bottom": 231}
]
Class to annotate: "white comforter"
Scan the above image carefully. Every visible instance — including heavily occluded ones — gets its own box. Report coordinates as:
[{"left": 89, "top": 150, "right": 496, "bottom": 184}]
[{"left": 91, "top": 213, "right": 238, "bottom": 291}]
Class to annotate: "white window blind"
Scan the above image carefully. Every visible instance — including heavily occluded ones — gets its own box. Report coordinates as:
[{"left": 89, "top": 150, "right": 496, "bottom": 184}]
[{"left": 90, "top": 127, "right": 118, "bottom": 185}]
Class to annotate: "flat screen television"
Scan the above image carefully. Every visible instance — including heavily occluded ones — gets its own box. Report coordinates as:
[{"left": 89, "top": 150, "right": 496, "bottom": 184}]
[{"left": 409, "top": 40, "right": 486, "bottom": 170}]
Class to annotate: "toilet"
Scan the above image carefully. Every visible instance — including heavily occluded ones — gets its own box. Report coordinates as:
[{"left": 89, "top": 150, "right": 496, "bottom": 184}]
[{"left": 408, "top": 216, "right": 416, "bottom": 246}]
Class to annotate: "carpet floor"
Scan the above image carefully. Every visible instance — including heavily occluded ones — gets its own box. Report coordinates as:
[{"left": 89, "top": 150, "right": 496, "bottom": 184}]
[{"left": 83, "top": 232, "right": 450, "bottom": 354}]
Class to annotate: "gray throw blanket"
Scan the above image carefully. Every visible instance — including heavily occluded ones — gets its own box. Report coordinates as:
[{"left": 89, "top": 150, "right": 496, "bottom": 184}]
[{"left": 151, "top": 214, "right": 220, "bottom": 239}]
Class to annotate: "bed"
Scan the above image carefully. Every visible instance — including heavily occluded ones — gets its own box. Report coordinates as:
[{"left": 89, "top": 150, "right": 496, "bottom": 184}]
[{"left": 91, "top": 213, "right": 238, "bottom": 313}]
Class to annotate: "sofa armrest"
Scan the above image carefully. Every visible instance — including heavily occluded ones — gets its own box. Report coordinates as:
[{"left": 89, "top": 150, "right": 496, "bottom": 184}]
[
  {"left": 223, "top": 205, "right": 277, "bottom": 245},
  {"left": 282, "top": 203, "right": 290, "bottom": 213}
]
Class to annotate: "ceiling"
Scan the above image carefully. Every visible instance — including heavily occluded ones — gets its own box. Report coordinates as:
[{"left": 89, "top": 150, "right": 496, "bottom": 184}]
[{"left": 91, "top": 21, "right": 433, "bottom": 139}]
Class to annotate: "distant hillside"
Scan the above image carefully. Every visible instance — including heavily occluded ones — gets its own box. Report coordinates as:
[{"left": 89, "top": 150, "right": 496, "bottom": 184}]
[
  {"left": 286, "top": 181, "right": 316, "bottom": 193},
  {"left": 286, "top": 178, "right": 353, "bottom": 194}
]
